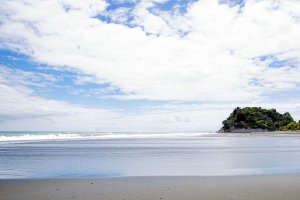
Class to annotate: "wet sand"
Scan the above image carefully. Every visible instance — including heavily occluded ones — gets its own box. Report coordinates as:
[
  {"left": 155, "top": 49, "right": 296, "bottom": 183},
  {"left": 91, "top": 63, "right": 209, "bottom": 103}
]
[
  {"left": 1, "top": 174, "right": 300, "bottom": 200},
  {"left": 215, "top": 131, "right": 300, "bottom": 137}
]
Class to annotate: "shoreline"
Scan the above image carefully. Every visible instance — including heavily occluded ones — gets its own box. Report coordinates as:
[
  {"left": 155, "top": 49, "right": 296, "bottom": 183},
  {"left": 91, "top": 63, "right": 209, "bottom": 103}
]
[
  {"left": 1, "top": 131, "right": 300, "bottom": 144},
  {"left": 1, "top": 174, "right": 300, "bottom": 200},
  {"left": 215, "top": 131, "right": 300, "bottom": 137}
]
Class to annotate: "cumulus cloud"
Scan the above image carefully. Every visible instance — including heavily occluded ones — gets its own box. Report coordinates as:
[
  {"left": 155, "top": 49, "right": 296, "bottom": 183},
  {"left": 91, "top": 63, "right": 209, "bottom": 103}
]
[
  {"left": 0, "top": 65, "right": 118, "bottom": 124},
  {"left": 0, "top": 65, "right": 227, "bottom": 131},
  {"left": 0, "top": 0, "right": 300, "bottom": 131},
  {"left": 0, "top": 65, "right": 229, "bottom": 131},
  {"left": 0, "top": 64, "right": 299, "bottom": 131},
  {"left": 1, "top": 0, "right": 299, "bottom": 102}
]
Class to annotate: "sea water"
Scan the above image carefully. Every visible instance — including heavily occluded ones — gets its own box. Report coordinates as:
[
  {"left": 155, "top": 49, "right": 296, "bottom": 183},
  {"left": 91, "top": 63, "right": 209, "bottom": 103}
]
[{"left": 1, "top": 131, "right": 300, "bottom": 178}]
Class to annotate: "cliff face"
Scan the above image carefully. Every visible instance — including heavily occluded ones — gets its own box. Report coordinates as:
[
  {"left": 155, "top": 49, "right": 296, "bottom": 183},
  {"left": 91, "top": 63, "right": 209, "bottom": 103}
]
[{"left": 219, "top": 107, "right": 294, "bottom": 133}]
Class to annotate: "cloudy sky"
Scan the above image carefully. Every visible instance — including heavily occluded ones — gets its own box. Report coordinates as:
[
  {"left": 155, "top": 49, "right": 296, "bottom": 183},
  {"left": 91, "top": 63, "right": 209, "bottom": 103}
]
[{"left": 0, "top": 0, "right": 300, "bottom": 132}]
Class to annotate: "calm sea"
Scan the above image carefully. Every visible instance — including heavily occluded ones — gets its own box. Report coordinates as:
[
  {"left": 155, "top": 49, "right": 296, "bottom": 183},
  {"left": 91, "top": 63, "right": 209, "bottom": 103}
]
[{"left": 1, "top": 131, "right": 300, "bottom": 178}]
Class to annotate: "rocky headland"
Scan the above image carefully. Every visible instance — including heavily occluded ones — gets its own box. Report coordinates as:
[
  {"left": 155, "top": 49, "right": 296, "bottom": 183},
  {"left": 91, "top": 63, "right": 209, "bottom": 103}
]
[{"left": 219, "top": 107, "right": 300, "bottom": 133}]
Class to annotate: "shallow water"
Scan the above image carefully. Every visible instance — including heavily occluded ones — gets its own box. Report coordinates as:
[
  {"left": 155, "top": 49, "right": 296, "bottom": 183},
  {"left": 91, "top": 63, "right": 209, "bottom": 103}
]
[{"left": 1, "top": 133, "right": 300, "bottom": 178}]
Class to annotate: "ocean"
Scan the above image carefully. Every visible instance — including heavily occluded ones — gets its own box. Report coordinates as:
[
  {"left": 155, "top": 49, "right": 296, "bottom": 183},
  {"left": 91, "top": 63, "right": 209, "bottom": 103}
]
[{"left": 1, "top": 131, "right": 300, "bottom": 179}]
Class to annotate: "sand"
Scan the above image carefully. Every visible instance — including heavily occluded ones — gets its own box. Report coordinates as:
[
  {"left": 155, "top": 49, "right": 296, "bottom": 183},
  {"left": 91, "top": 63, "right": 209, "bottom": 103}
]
[
  {"left": 215, "top": 132, "right": 300, "bottom": 137},
  {"left": 1, "top": 174, "right": 300, "bottom": 200}
]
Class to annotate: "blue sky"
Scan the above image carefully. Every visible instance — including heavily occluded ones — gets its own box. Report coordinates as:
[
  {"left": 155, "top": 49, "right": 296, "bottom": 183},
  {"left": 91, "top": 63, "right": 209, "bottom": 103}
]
[
  {"left": 0, "top": 0, "right": 300, "bottom": 131},
  {"left": 0, "top": 48, "right": 168, "bottom": 109}
]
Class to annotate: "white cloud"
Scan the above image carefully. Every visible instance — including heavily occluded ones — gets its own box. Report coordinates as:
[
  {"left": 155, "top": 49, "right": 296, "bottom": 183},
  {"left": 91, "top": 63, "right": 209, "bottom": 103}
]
[
  {"left": 0, "top": 64, "right": 299, "bottom": 131},
  {"left": 107, "top": 7, "right": 132, "bottom": 24},
  {"left": 0, "top": 65, "right": 57, "bottom": 88},
  {"left": 1, "top": 0, "right": 299, "bottom": 102},
  {"left": 0, "top": 0, "right": 300, "bottom": 131},
  {"left": 0, "top": 65, "right": 120, "bottom": 130},
  {"left": 0, "top": 65, "right": 229, "bottom": 131}
]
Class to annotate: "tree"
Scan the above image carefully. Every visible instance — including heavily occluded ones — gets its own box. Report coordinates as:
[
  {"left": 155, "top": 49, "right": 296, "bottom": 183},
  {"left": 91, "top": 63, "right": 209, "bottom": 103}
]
[{"left": 220, "top": 107, "right": 295, "bottom": 132}]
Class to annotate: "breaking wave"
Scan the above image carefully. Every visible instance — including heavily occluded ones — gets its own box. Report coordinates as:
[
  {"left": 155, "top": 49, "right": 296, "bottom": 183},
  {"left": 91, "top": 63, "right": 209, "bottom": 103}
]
[{"left": 0, "top": 132, "right": 215, "bottom": 142}]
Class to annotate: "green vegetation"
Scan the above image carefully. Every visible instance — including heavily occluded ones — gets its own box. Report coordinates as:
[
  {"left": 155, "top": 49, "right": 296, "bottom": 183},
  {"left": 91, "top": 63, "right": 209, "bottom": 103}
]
[
  {"left": 221, "top": 107, "right": 299, "bottom": 132},
  {"left": 280, "top": 121, "right": 300, "bottom": 131}
]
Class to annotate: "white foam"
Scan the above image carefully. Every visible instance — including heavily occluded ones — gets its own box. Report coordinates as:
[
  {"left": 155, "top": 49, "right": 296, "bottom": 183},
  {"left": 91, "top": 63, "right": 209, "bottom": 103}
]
[{"left": 0, "top": 132, "right": 215, "bottom": 143}]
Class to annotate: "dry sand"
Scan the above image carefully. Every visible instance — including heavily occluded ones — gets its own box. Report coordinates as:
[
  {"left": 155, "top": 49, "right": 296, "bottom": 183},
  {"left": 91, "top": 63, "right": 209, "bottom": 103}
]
[{"left": 1, "top": 174, "right": 300, "bottom": 200}]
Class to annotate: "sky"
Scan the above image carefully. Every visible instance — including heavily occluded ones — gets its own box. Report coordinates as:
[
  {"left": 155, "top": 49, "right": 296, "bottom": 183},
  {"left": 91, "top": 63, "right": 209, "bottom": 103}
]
[{"left": 0, "top": 0, "right": 300, "bottom": 132}]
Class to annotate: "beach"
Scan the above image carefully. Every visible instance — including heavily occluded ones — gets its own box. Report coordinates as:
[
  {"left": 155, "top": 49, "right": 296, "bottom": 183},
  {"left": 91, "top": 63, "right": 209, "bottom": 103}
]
[
  {"left": 2, "top": 0, "right": 300, "bottom": 199},
  {"left": 1, "top": 133, "right": 300, "bottom": 199},
  {"left": 1, "top": 174, "right": 300, "bottom": 200}
]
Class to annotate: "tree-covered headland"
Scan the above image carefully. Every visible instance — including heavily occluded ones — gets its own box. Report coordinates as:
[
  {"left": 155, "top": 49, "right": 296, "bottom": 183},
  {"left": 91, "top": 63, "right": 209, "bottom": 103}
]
[{"left": 220, "top": 107, "right": 300, "bottom": 133}]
